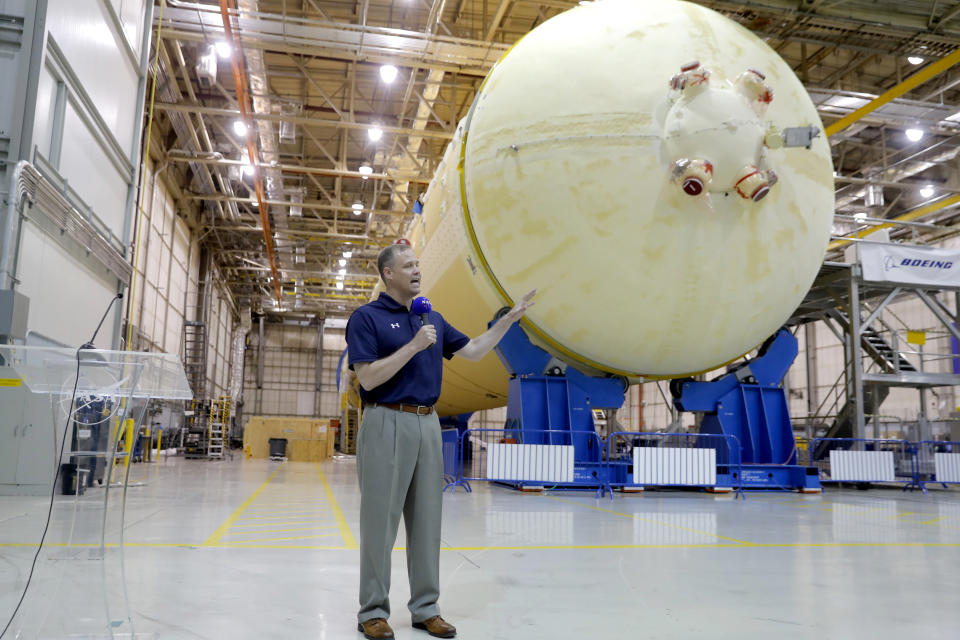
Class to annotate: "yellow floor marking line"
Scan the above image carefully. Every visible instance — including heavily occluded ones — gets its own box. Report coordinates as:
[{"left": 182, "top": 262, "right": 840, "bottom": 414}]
[
  {"left": 317, "top": 462, "right": 358, "bottom": 549},
  {"left": 234, "top": 514, "right": 332, "bottom": 522},
  {"left": 895, "top": 512, "right": 918, "bottom": 518},
  {"left": 1, "top": 541, "right": 960, "bottom": 550},
  {"left": 920, "top": 516, "right": 944, "bottom": 525},
  {"left": 546, "top": 496, "right": 755, "bottom": 546},
  {"left": 222, "top": 533, "right": 342, "bottom": 544},
  {"left": 228, "top": 520, "right": 335, "bottom": 528},
  {"left": 240, "top": 509, "right": 330, "bottom": 515},
  {"left": 222, "top": 526, "right": 340, "bottom": 536},
  {"left": 203, "top": 463, "right": 285, "bottom": 546}
]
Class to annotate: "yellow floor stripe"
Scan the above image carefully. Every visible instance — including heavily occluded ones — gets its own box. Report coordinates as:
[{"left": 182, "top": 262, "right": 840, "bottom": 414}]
[
  {"left": 241, "top": 509, "right": 331, "bottom": 515},
  {"left": 920, "top": 516, "right": 944, "bottom": 525},
  {"left": 202, "top": 463, "right": 285, "bottom": 546},
  {"left": 229, "top": 520, "right": 335, "bottom": 528},
  {"left": 317, "top": 462, "right": 358, "bottom": 549},
  {"left": 546, "top": 496, "right": 755, "bottom": 546},
  {"left": 1, "top": 541, "right": 959, "bottom": 550},
  {"left": 235, "top": 514, "right": 332, "bottom": 522},
  {"left": 223, "top": 526, "right": 340, "bottom": 535},
  {"left": 222, "top": 533, "right": 341, "bottom": 544}
]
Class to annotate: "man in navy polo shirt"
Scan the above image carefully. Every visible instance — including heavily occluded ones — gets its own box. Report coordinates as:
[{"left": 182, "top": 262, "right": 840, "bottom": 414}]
[{"left": 347, "top": 243, "right": 534, "bottom": 640}]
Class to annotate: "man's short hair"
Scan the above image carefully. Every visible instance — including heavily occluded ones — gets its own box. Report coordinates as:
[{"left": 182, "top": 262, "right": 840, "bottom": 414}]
[{"left": 377, "top": 244, "right": 413, "bottom": 279}]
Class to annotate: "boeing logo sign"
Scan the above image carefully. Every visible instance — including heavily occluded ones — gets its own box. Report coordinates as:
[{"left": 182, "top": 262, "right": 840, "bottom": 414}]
[
  {"left": 863, "top": 243, "right": 960, "bottom": 287},
  {"left": 884, "top": 255, "right": 954, "bottom": 271}
]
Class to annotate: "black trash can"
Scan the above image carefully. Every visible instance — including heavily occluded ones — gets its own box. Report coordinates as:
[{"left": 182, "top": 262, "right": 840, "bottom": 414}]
[
  {"left": 60, "top": 463, "right": 83, "bottom": 495},
  {"left": 268, "top": 438, "right": 287, "bottom": 458}
]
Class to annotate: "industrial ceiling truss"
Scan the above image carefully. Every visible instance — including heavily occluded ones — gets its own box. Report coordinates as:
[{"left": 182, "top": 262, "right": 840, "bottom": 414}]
[{"left": 151, "top": 0, "right": 960, "bottom": 318}]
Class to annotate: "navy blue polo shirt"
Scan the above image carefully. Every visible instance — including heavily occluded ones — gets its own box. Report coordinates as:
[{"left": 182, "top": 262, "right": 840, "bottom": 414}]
[{"left": 346, "top": 293, "right": 470, "bottom": 406}]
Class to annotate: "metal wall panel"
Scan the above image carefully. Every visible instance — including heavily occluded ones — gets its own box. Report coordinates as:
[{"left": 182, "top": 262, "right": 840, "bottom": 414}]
[
  {"left": 58, "top": 102, "right": 128, "bottom": 232},
  {"left": 45, "top": 0, "right": 138, "bottom": 154},
  {"left": 111, "top": 0, "right": 147, "bottom": 56},
  {"left": 31, "top": 65, "right": 57, "bottom": 162},
  {"left": 17, "top": 223, "right": 117, "bottom": 347},
  {"left": 243, "top": 324, "right": 343, "bottom": 418}
]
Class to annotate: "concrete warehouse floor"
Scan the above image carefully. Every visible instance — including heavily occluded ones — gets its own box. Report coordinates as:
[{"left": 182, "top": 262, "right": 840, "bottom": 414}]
[{"left": 1, "top": 457, "right": 959, "bottom": 639}]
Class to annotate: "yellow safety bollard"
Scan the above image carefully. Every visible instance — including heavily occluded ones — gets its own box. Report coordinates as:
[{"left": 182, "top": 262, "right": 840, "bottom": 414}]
[
  {"left": 156, "top": 427, "right": 163, "bottom": 462},
  {"left": 123, "top": 418, "right": 134, "bottom": 467}
]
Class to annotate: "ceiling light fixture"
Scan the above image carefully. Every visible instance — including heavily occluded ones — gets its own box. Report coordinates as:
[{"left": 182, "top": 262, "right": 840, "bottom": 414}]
[
  {"left": 358, "top": 164, "right": 373, "bottom": 179},
  {"left": 907, "top": 56, "right": 925, "bottom": 65},
  {"left": 853, "top": 212, "right": 867, "bottom": 221},
  {"left": 338, "top": 268, "right": 346, "bottom": 276},
  {"left": 920, "top": 185, "right": 935, "bottom": 198},
  {"left": 336, "top": 282, "right": 344, "bottom": 290},
  {"left": 368, "top": 126, "right": 383, "bottom": 142},
  {"left": 379, "top": 64, "right": 398, "bottom": 83},
  {"left": 352, "top": 203, "right": 363, "bottom": 211},
  {"left": 343, "top": 251, "right": 353, "bottom": 258},
  {"left": 233, "top": 120, "right": 248, "bottom": 136},
  {"left": 339, "top": 258, "right": 347, "bottom": 266},
  {"left": 215, "top": 41, "right": 232, "bottom": 58},
  {"left": 906, "top": 128, "right": 924, "bottom": 142}
]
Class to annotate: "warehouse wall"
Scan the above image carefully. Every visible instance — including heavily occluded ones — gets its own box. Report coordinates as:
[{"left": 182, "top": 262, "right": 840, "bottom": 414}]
[
  {"left": 2, "top": 0, "right": 150, "bottom": 348},
  {"left": 242, "top": 322, "right": 346, "bottom": 419},
  {"left": 128, "top": 158, "right": 235, "bottom": 397}
]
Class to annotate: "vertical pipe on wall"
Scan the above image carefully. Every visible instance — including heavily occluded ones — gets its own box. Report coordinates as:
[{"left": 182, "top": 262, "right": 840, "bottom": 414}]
[
  {"left": 14, "top": 0, "right": 49, "bottom": 165},
  {"left": 805, "top": 322, "right": 818, "bottom": 438},
  {"left": 116, "top": 0, "right": 156, "bottom": 351},
  {"left": 1, "top": 162, "right": 27, "bottom": 290},
  {"left": 315, "top": 319, "right": 325, "bottom": 416},
  {"left": 257, "top": 315, "right": 265, "bottom": 390}
]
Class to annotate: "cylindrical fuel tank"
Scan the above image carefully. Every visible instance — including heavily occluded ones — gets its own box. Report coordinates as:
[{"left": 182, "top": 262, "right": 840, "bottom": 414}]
[{"left": 409, "top": 0, "right": 834, "bottom": 416}]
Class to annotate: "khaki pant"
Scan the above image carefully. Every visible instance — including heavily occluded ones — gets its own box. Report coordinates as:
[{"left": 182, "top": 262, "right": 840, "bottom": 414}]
[{"left": 356, "top": 405, "right": 444, "bottom": 623}]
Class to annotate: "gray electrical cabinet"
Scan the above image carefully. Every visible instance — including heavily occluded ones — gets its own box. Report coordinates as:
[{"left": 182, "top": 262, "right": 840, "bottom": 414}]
[{"left": 0, "top": 365, "right": 60, "bottom": 495}]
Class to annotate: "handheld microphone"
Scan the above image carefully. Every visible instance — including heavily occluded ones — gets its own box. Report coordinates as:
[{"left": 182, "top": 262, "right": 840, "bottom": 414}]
[{"left": 411, "top": 296, "right": 432, "bottom": 327}]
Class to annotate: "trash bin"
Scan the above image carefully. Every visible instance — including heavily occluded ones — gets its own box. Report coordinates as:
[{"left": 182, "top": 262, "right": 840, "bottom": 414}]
[
  {"left": 60, "top": 463, "right": 86, "bottom": 495},
  {"left": 268, "top": 438, "right": 287, "bottom": 458}
]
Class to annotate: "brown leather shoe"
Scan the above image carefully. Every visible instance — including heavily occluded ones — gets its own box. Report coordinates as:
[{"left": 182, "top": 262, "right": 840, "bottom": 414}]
[
  {"left": 357, "top": 618, "right": 394, "bottom": 639},
  {"left": 412, "top": 616, "right": 456, "bottom": 638}
]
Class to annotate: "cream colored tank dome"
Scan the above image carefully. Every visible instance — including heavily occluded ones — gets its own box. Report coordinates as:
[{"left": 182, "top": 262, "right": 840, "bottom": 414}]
[{"left": 412, "top": 0, "right": 834, "bottom": 414}]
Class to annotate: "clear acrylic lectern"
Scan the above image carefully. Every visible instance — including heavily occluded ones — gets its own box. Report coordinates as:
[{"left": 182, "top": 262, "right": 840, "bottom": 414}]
[{"left": 0, "top": 345, "right": 192, "bottom": 639}]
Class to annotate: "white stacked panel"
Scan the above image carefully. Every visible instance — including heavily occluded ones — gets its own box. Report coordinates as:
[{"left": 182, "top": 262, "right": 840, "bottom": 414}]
[
  {"left": 934, "top": 453, "right": 960, "bottom": 483},
  {"left": 829, "top": 450, "right": 895, "bottom": 481},
  {"left": 486, "top": 444, "right": 574, "bottom": 483},
  {"left": 632, "top": 448, "right": 716, "bottom": 486}
]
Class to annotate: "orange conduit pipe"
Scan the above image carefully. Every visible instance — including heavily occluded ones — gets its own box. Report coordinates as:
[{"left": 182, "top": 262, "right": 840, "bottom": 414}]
[{"left": 219, "top": 0, "right": 283, "bottom": 307}]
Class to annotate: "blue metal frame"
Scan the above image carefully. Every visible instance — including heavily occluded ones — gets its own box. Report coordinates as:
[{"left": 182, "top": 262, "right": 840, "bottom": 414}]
[
  {"left": 672, "top": 329, "right": 821, "bottom": 492},
  {"left": 606, "top": 431, "right": 745, "bottom": 498},
  {"left": 446, "top": 428, "right": 612, "bottom": 498},
  {"left": 807, "top": 437, "right": 920, "bottom": 491},
  {"left": 916, "top": 440, "right": 960, "bottom": 491},
  {"left": 489, "top": 321, "right": 625, "bottom": 491}
]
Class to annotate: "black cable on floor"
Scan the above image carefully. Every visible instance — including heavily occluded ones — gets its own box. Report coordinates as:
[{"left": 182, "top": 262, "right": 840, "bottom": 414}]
[
  {"left": 1, "top": 292, "right": 122, "bottom": 638},
  {"left": 0, "top": 350, "right": 81, "bottom": 639}
]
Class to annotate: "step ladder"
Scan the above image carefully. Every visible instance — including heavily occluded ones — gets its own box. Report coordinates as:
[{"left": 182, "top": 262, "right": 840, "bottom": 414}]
[{"left": 206, "top": 396, "right": 231, "bottom": 459}]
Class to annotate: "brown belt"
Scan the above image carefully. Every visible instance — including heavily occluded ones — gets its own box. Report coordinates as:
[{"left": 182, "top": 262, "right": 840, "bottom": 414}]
[{"left": 374, "top": 402, "right": 435, "bottom": 415}]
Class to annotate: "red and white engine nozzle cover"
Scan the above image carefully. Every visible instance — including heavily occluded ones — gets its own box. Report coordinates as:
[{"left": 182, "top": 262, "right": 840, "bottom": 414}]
[
  {"left": 734, "top": 165, "right": 779, "bottom": 202},
  {"left": 670, "top": 158, "right": 714, "bottom": 196},
  {"left": 664, "top": 62, "right": 784, "bottom": 202},
  {"left": 669, "top": 60, "right": 711, "bottom": 92}
]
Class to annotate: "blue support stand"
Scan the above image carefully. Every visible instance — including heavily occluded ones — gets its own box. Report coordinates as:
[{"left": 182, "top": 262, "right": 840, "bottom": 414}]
[
  {"left": 493, "top": 319, "right": 625, "bottom": 496},
  {"left": 672, "top": 329, "right": 821, "bottom": 492}
]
